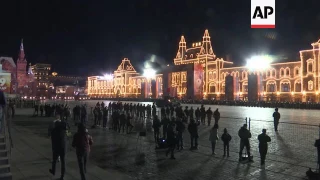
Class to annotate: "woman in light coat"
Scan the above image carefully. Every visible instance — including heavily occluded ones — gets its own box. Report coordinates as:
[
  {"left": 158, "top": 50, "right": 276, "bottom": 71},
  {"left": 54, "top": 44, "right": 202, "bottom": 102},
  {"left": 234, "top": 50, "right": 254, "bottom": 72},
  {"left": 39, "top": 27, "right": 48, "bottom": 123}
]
[{"left": 209, "top": 124, "right": 219, "bottom": 155}]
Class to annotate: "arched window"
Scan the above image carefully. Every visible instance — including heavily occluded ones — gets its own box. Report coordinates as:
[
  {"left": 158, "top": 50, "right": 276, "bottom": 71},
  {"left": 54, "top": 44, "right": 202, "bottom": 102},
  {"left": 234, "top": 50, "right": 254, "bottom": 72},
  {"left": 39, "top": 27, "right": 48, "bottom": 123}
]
[
  {"left": 236, "top": 71, "right": 239, "bottom": 77},
  {"left": 280, "top": 80, "right": 290, "bottom": 92},
  {"left": 272, "top": 69, "right": 276, "bottom": 77},
  {"left": 295, "top": 67, "right": 300, "bottom": 76},
  {"left": 280, "top": 69, "right": 285, "bottom": 77},
  {"left": 307, "top": 60, "right": 314, "bottom": 73},
  {"left": 285, "top": 68, "right": 290, "bottom": 76},
  {"left": 294, "top": 81, "right": 301, "bottom": 92}
]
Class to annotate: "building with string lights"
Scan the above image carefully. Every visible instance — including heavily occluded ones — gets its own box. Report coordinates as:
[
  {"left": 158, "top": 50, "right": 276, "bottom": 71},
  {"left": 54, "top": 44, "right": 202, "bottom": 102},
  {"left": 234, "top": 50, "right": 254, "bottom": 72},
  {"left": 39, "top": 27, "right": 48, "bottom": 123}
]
[
  {"left": 87, "top": 29, "right": 320, "bottom": 102},
  {"left": 0, "top": 40, "right": 36, "bottom": 96},
  {"left": 87, "top": 58, "right": 163, "bottom": 98}
]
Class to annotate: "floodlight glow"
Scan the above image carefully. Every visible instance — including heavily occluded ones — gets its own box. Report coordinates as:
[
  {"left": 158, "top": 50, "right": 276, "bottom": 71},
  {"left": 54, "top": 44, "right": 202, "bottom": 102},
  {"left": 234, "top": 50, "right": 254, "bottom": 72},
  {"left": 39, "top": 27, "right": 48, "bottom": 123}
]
[
  {"left": 246, "top": 55, "right": 273, "bottom": 71},
  {"left": 103, "top": 74, "right": 113, "bottom": 80},
  {"left": 143, "top": 68, "right": 156, "bottom": 79}
]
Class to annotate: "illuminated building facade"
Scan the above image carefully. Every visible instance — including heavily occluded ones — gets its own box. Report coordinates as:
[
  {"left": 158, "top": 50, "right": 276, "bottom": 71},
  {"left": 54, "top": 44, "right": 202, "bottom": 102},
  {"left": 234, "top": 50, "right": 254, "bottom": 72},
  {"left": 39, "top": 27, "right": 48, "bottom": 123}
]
[
  {"left": 167, "top": 29, "right": 320, "bottom": 102},
  {"left": 88, "top": 58, "right": 163, "bottom": 98},
  {"left": 87, "top": 29, "right": 320, "bottom": 102},
  {"left": 31, "top": 63, "right": 51, "bottom": 88},
  {"left": 0, "top": 40, "right": 35, "bottom": 95}
]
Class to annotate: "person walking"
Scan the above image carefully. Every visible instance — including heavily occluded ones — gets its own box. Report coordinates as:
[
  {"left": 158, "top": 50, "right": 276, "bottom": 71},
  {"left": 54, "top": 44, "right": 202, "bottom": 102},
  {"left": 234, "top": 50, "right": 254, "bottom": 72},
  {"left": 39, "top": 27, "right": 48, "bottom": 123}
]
[
  {"left": 238, "top": 124, "right": 253, "bottom": 162},
  {"left": 48, "top": 114, "right": 62, "bottom": 162},
  {"left": 102, "top": 106, "right": 108, "bottom": 128},
  {"left": 213, "top": 108, "right": 220, "bottom": 125},
  {"left": 258, "top": 129, "right": 271, "bottom": 165},
  {"left": 209, "top": 124, "right": 219, "bottom": 155},
  {"left": 206, "top": 107, "right": 213, "bottom": 126},
  {"left": 272, "top": 108, "right": 280, "bottom": 131},
  {"left": 72, "top": 123, "right": 93, "bottom": 180},
  {"left": 152, "top": 115, "right": 161, "bottom": 144},
  {"left": 166, "top": 122, "right": 176, "bottom": 159},
  {"left": 188, "top": 119, "right": 200, "bottom": 150},
  {"left": 221, "top": 128, "right": 232, "bottom": 157},
  {"left": 49, "top": 121, "right": 67, "bottom": 180},
  {"left": 176, "top": 118, "right": 186, "bottom": 150}
]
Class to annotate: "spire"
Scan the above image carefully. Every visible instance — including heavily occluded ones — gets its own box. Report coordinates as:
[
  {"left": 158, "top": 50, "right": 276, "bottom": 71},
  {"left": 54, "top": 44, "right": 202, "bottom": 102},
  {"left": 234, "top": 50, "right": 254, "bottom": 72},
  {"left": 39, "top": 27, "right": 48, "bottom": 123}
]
[
  {"left": 199, "top": 29, "right": 215, "bottom": 56},
  {"left": 175, "top": 36, "right": 187, "bottom": 59},
  {"left": 19, "top": 39, "right": 26, "bottom": 61}
]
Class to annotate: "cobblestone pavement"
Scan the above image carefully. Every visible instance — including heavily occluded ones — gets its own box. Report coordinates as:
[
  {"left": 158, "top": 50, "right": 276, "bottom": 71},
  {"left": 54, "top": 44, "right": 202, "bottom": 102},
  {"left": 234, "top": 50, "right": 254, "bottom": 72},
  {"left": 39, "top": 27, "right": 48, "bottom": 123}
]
[{"left": 14, "top": 107, "right": 317, "bottom": 180}]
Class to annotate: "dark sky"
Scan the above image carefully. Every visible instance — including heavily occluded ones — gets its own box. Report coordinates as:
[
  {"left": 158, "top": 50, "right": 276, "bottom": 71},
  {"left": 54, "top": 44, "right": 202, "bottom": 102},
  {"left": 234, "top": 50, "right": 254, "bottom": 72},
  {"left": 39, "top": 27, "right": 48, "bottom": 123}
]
[{"left": 1, "top": 0, "right": 320, "bottom": 76}]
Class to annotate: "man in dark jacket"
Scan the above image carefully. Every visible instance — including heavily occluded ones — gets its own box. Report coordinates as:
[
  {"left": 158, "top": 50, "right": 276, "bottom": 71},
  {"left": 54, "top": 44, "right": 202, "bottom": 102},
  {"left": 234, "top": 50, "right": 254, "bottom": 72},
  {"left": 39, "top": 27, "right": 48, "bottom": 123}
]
[
  {"left": 49, "top": 121, "right": 67, "bottom": 180},
  {"left": 206, "top": 108, "right": 213, "bottom": 126},
  {"left": 200, "top": 105, "right": 206, "bottom": 125},
  {"left": 72, "top": 123, "right": 93, "bottom": 180},
  {"left": 176, "top": 118, "right": 186, "bottom": 150},
  {"left": 188, "top": 119, "right": 200, "bottom": 150},
  {"left": 272, "top": 108, "right": 280, "bottom": 131},
  {"left": 166, "top": 122, "right": 176, "bottom": 159},
  {"left": 161, "top": 117, "right": 169, "bottom": 139},
  {"left": 213, "top": 108, "right": 220, "bottom": 125},
  {"left": 152, "top": 115, "right": 161, "bottom": 143},
  {"left": 238, "top": 124, "right": 252, "bottom": 162},
  {"left": 258, "top": 129, "right": 271, "bottom": 165}
]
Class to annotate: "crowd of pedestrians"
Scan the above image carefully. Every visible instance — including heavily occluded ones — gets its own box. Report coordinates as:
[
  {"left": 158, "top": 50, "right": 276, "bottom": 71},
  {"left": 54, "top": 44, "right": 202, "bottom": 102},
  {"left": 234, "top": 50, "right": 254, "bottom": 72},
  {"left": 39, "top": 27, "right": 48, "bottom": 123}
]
[
  {"left": 85, "top": 101, "right": 277, "bottom": 164},
  {"left": 38, "top": 100, "right": 319, "bottom": 179}
]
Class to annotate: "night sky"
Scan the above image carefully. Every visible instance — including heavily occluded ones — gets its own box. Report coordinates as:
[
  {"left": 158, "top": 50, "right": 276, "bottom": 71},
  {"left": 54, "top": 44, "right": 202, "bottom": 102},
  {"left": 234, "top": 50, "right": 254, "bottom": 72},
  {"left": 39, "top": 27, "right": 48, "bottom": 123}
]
[{"left": 1, "top": 0, "right": 320, "bottom": 76}]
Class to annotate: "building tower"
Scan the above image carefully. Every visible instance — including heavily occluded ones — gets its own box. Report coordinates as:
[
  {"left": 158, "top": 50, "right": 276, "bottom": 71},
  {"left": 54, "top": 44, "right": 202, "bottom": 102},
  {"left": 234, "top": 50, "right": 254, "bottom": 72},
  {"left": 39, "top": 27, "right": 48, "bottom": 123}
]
[
  {"left": 199, "top": 29, "right": 215, "bottom": 57},
  {"left": 174, "top": 36, "right": 187, "bottom": 65},
  {"left": 17, "top": 39, "right": 28, "bottom": 87}
]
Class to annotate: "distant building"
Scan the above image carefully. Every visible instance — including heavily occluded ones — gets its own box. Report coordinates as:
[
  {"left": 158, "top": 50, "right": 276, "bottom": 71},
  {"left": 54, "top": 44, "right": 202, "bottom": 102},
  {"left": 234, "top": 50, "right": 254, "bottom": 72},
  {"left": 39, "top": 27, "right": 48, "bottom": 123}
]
[
  {"left": 55, "top": 85, "right": 87, "bottom": 100},
  {"left": 0, "top": 40, "right": 35, "bottom": 95},
  {"left": 87, "top": 29, "right": 320, "bottom": 102},
  {"left": 31, "top": 63, "right": 51, "bottom": 88},
  {"left": 49, "top": 72, "right": 86, "bottom": 87},
  {"left": 87, "top": 58, "right": 163, "bottom": 98}
]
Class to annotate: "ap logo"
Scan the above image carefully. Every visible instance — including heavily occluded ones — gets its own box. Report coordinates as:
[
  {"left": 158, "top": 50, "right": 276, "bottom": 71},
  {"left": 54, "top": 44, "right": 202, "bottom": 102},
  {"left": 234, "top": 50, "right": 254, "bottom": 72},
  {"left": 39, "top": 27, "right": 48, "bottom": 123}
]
[{"left": 251, "top": 0, "right": 275, "bottom": 28}]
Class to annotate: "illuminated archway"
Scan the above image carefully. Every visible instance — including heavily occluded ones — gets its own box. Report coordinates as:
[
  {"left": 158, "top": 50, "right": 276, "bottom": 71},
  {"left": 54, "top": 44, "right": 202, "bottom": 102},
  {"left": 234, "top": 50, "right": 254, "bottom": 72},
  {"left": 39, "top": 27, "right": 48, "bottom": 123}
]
[
  {"left": 209, "top": 82, "right": 216, "bottom": 93},
  {"left": 280, "top": 79, "right": 291, "bottom": 92},
  {"left": 294, "top": 80, "right": 301, "bottom": 92},
  {"left": 266, "top": 80, "right": 276, "bottom": 92}
]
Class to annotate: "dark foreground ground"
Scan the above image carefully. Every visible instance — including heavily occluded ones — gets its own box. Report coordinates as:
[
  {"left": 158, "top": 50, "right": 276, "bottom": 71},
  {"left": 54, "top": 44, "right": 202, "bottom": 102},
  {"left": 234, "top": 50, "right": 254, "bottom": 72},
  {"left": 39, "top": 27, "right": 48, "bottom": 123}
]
[{"left": 11, "top": 108, "right": 317, "bottom": 180}]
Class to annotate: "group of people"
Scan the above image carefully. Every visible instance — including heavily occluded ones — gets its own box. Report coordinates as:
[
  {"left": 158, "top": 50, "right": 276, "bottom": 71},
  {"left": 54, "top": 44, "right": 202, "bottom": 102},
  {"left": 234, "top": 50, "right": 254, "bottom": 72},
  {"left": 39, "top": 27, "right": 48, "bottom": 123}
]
[
  {"left": 149, "top": 104, "right": 279, "bottom": 165},
  {"left": 89, "top": 102, "right": 278, "bottom": 165},
  {"left": 48, "top": 114, "right": 93, "bottom": 180},
  {"left": 33, "top": 103, "right": 73, "bottom": 120},
  {"left": 45, "top": 100, "right": 319, "bottom": 178}
]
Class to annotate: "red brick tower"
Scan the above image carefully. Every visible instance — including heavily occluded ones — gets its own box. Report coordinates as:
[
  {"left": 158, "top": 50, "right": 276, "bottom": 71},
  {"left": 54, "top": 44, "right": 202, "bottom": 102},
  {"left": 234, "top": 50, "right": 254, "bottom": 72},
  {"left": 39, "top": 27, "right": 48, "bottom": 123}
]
[{"left": 16, "top": 39, "right": 27, "bottom": 88}]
